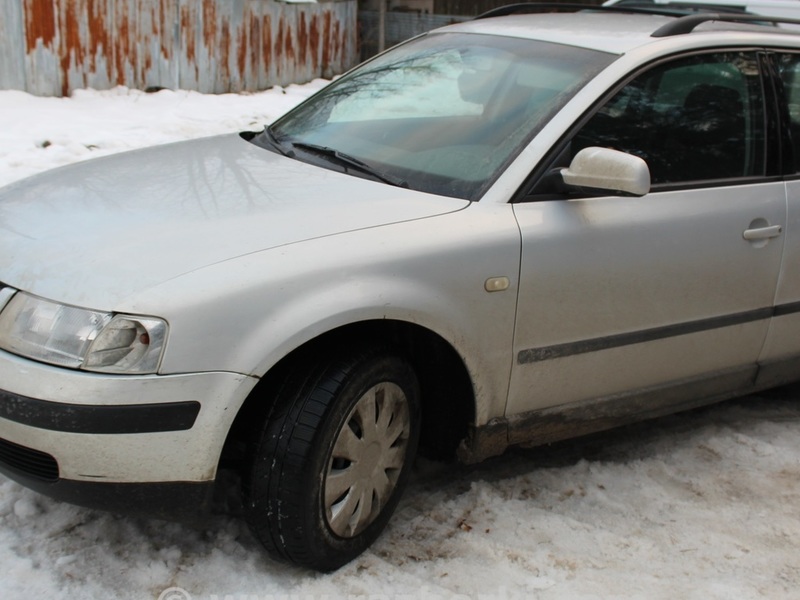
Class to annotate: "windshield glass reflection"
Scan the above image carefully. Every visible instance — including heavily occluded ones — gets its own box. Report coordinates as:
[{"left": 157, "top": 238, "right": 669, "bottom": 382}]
[{"left": 267, "top": 33, "right": 613, "bottom": 200}]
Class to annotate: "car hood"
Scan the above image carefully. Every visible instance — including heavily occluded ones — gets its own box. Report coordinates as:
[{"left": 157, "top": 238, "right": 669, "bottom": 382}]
[{"left": 0, "top": 134, "right": 468, "bottom": 309}]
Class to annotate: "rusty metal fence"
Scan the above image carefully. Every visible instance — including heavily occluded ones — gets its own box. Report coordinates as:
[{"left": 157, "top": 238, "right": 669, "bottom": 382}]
[
  {"left": 0, "top": 0, "right": 358, "bottom": 97},
  {"left": 358, "top": 10, "right": 468, "bottom": 61}
]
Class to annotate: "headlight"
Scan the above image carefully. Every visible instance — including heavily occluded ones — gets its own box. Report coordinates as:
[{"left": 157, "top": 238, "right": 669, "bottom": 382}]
[{"left": 0, "top": 291, "right": 167, "bottom": 374}]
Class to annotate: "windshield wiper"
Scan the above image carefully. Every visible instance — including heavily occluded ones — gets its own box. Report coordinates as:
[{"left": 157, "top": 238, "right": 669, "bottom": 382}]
[
  {"left": 257, "top": 125, "right": 295, "bottom": 157},
  {"left": 290, "top": 142, "right": 408, "bottom": 188}
]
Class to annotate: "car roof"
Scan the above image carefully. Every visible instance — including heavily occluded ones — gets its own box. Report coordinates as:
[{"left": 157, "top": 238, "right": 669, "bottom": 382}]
[{"left": 440, "top": 10, "right": 800, "bottom": 55}]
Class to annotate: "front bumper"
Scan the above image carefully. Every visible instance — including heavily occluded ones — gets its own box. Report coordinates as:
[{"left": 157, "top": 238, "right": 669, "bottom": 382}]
[
  {"left": 0, "top": 348, "right": 257, "bottom": 512},
  {"left": 1, "top": 462, "right": 217, "bottom": 520}
]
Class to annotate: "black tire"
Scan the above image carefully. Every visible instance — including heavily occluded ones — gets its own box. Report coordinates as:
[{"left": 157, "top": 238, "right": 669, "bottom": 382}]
[{"left": 244, "top": 346, "right": 420, "bottom": 571}]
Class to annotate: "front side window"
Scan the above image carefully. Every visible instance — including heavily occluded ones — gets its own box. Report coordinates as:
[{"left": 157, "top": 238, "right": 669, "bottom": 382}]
[
  {"left": 261, "top": 33, "right": 613, "bottom": 200},
  {"left": 572, "top": 52, "right": 766, "bottom": 185}
]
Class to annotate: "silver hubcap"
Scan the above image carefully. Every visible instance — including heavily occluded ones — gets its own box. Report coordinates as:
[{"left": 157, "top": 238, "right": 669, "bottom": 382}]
[{"left": 324, "top": 381, "right": 410, "bottom": 538}]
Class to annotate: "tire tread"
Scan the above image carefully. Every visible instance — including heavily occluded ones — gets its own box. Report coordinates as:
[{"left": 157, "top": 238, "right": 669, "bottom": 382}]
[{"left": 245, "top": 345, "right": 416, "bottom": 569}]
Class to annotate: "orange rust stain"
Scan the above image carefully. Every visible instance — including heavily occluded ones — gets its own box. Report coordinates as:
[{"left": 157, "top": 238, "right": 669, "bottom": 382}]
[
  {"left": 249, "top": 13, "right": 260, "bottom": 78},
  {"left": 220, "top": 20, "right": 231, "bottom": 85},
  {"left": 159, "top": 1, "right": 170, "bottom": 57},
  {"left": 25, "top": 0, "right": 57, "bottom": 51},
  {"left": 237, "top": 19, "right": 248, "bottom": 79},
  {"left": 297, "top": 13, "right": 308, "bottom": 69},
  {"left": 59, "top": 0, "right": 85, "bottom": 96},
  {"left": 181, "top": 4, "right": 195, "bottom": 64},
  {"left": 275, "top": 16, "right": 284, "bottom": 66},
  {"left": 322, "top": 12, "right": 332, "bottom": 70},
  {"left": 332, "top": 19, "right": 341, "bottom": 65},
  {"left": 309, "top": 15, "right": 320, "bottom": 72},
  {"left": 114, "top": 1, "right": 131, "bottom": 86},
  {"left": 87, "top": 0, "right": 111, "bottom": 79},
  {"left": 262, "top": 14, "right": 272, "bottom": 73},
  {"left": 284, "top": 18, "right": 294, "bottom": 63},
  {"left": 203, "top": 0, "right": 216, "bottom": 49}
]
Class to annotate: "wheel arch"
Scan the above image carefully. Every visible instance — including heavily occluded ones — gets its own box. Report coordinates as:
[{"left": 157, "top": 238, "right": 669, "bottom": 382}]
[{"left": 221, "top": 319, "right": 476, "bottom": 477}]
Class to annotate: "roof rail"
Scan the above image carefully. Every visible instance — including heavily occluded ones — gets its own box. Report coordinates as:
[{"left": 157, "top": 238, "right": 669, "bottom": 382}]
[
  {"left": 612, "top": 0, "right": 748, "bottom": 11},
  {"left": 650, "top": 13, "right": 800, "bottom": 36},
  {"left": 475, "top": 2, "right": 773, "bottom": 23}
]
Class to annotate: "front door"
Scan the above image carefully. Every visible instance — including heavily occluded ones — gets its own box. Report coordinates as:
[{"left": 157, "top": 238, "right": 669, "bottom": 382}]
[{"left": 507, "top": 50, "right": 786, "bottom": 417}]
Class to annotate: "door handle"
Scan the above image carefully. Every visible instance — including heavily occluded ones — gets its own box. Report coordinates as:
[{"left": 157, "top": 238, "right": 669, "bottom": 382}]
[{"left": 743, "top": 225, "right": 782, "bottom": 241}]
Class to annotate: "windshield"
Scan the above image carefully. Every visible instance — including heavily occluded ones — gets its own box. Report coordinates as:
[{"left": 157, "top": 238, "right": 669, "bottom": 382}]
[{"left": 263, "top": 33, "right": 614, "bottom": 201}]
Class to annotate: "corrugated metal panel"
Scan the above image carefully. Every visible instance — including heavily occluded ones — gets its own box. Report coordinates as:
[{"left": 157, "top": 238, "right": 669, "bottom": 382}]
[
  {"left": 0, "top": 1, "right": 26, "bottom": 90},
  {"left": 5, "top": 0, "right": 358, "bottom": 97}
]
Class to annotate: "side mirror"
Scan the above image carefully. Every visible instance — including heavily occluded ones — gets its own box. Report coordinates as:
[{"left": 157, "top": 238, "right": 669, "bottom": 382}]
[{"left": 561, "top": 147, "right": 650, "bottom": 197}]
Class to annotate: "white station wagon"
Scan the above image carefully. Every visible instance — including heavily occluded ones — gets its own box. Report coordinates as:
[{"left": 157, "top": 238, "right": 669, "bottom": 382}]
[{"left": 1, "top": 5, "right": 800, "bottom": 571}]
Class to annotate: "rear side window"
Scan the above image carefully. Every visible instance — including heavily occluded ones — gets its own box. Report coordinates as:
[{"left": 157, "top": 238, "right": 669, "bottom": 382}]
[
  {"left": 573, "top": 52, "right": 766, "bottom": 184},
  {"left": 776, "top": 53, "right": 800, "bottom": 172}
]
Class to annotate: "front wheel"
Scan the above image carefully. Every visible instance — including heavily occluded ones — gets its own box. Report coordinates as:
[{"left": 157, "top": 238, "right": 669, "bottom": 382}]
[{"left": 244, "top": 347, "right": 420, "bottom": 571}]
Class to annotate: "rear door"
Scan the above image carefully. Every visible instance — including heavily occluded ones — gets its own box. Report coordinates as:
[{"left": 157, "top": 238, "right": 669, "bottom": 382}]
[
  {"left": 507, "top": 50, "right": 786, "bottom": 417},
  {"left": 756, "top": 51, "right": 800, "bottom": 386}
]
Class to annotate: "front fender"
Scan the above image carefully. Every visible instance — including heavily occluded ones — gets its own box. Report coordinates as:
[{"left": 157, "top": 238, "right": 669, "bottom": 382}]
[{"left": 124, "top": 203, "right": 521, "bottom": 425}]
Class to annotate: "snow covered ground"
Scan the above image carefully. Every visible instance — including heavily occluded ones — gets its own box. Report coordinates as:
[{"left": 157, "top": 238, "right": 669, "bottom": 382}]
[{"left": 1, "top": 84, "right": 799, "bottom": 600}]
